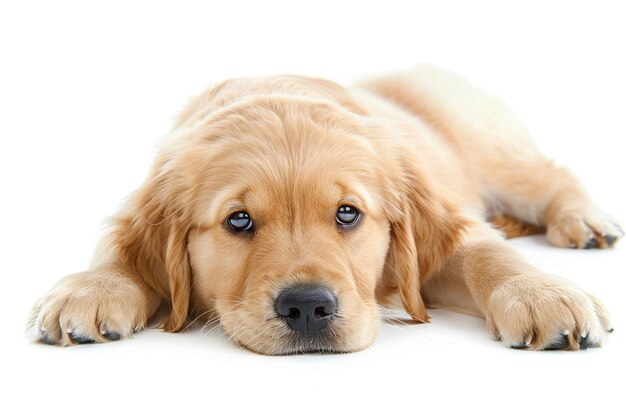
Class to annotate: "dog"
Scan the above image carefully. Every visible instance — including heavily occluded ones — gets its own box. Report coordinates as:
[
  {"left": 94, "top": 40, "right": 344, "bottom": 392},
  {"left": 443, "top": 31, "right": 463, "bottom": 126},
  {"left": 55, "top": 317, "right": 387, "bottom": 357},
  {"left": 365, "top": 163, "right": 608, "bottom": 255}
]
[{"left": 28, "top": 65, "right": 622, "bottom": 354}]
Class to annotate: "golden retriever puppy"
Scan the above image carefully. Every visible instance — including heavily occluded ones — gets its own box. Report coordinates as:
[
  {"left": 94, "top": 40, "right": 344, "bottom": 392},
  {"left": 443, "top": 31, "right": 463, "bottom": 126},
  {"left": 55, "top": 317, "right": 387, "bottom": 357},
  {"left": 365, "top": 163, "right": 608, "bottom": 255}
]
[{"left": 28, "top": 66, "right": 622, "bottom": 354}]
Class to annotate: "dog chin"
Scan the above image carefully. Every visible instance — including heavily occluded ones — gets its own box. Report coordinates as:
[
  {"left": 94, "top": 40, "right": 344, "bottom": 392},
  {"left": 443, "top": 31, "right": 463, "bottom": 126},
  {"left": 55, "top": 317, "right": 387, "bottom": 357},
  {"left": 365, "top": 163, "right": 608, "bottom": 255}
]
[{"left": 236, "top": 331, "right": 373, "bottom": 356}]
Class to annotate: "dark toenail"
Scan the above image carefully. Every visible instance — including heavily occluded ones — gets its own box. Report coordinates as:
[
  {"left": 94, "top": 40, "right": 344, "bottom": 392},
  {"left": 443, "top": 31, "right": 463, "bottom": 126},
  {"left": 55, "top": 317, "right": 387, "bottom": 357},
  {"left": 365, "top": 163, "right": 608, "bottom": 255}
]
[
  {"left": 511, "top": 340, "right": 529, "bottom": 349},
  {"left": 39, "top": 332, "right": 54, "bottom": 345},
  {"left": 604, "top": 235, "right": 617, "bottom": 245},
  {"left": 606, "top": 328, "right": 615, "bottom": 333},
  {"left": 579, "top": 336, "right": 589, "bottom": 350},
  {"left": 545, "top": 334, "right": 569, "bottom": 350},
  {"left": 69, "top": 332, "right": 95, "bottom": 344},
  {"left": 102, "top": 331, "right": 121, "bottom": 341},
  {"left": 584, "top": 239, "right": 599, "bottom": 249}
]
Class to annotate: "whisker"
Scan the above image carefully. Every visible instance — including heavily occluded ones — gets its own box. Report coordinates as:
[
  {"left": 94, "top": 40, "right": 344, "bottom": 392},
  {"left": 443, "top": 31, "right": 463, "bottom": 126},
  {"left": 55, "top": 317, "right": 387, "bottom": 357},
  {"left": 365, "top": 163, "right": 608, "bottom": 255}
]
[{"left": 183, "top": 309, "right": 213, "bottom": 331}]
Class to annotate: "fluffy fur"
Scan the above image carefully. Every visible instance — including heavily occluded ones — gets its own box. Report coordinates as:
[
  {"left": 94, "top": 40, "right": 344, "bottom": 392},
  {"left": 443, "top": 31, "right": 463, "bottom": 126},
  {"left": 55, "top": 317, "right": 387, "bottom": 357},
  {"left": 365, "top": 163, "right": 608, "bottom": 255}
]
[{"left": 29, "top": 66, "right": 622, "bottom": 353}]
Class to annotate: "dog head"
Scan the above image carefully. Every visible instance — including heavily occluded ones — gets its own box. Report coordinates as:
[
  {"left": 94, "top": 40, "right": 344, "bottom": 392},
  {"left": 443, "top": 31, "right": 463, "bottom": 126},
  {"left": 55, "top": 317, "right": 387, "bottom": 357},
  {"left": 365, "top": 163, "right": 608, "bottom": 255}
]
[{"left": 112, "top": 78, "right": 466, "bottom": 354}]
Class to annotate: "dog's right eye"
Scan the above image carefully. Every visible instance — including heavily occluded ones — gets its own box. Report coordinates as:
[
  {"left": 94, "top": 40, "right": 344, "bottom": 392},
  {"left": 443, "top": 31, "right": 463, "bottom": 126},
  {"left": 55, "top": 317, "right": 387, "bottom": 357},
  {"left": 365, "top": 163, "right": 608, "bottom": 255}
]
[
  {"left": 226, "top": 211, "right": 253, "bottom": 233},
  {"left": 336, "top": 205, "right": 360, "bottom": 228}
]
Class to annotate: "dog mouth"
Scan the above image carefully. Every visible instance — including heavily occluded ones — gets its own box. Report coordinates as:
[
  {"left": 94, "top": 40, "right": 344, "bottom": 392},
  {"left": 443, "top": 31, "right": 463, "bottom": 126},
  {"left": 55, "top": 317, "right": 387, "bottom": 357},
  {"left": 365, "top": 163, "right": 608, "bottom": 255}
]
[
  {"left": 278, "top": 347, "right": 349, "bottom": 355},
  {"left": 216, "top": 285, "right": 377, "bottom": 355},
  {"left": 232, "top": 322, "right": 344, "bottom": 355},
  {"left": 226, "top": 317, "right": 376, "bottom": 355},
  {"left": 278, "top": 330, "right": 345, "bottom": 355},
  {"left": 220, "top": 284, "right": 349, "bottom": 355},
  {"left": 228, "top": 316, "right": 358, "bottom": 355}
]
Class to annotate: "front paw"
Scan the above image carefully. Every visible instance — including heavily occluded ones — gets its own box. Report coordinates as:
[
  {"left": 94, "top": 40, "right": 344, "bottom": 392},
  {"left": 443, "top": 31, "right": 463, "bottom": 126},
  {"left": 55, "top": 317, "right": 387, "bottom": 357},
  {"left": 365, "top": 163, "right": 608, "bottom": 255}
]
[
  {"left": 547, "top": 207, "right": 623, "bottom": 249},
  {"left": 28, "top": 269, "right": 154, "bottom": 346},
  {"left": 486, "top": 275, "right": 613, "bottom": 350}
]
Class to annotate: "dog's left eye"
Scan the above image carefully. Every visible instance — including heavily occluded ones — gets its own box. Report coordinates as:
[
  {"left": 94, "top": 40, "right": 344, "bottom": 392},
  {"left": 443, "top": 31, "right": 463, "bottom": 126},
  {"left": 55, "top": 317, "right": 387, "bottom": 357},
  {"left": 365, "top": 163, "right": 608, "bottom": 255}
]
[
  {"left": 227, "top": 211, "right": 253, "bottom": 232},
  {"left": 336, "top": 205, "right": 360, "bottom": 228}
]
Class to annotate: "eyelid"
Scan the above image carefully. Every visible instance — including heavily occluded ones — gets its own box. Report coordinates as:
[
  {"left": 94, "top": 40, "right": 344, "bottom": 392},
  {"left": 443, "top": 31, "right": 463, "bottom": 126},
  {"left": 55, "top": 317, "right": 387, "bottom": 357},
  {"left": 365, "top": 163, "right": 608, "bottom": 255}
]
[
  {"left": 339, "top": 197, "right": 364, "bottom": 212},
  {"left": 226, "top": 203, "right": 247, "bottom": 213}
]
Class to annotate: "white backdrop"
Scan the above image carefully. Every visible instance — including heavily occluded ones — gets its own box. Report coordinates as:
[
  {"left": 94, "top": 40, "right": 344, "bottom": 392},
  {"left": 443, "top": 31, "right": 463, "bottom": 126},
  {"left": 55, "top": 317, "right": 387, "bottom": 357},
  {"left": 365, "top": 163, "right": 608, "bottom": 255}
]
[{"left": 1, "top": 1, "right": 625, "bottom": 416}]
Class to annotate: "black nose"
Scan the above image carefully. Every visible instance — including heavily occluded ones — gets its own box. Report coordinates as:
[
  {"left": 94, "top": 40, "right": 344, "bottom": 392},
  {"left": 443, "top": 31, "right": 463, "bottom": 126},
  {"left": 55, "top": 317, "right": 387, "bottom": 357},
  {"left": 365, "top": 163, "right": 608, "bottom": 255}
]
[{"left": 275, "top": 285, "right": 338, "bottom": 336}]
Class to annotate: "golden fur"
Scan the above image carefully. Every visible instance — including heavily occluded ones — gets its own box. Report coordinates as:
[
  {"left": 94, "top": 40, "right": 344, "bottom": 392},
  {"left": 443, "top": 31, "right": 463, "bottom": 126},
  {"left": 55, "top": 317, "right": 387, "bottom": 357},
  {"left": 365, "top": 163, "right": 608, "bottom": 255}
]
[{"left": 28, "top": 66, "right": 622, "bottom": 353}]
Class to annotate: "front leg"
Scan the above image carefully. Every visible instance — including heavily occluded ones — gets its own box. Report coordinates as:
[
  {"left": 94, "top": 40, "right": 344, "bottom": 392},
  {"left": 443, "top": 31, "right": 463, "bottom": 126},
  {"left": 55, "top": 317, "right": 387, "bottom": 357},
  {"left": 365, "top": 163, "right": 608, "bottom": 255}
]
[
  {"left": 28, "top": 263, "right": 161, "bottom": 345},
  {"left": 422, "top": 226, "right": 613, "bottom": 350}
]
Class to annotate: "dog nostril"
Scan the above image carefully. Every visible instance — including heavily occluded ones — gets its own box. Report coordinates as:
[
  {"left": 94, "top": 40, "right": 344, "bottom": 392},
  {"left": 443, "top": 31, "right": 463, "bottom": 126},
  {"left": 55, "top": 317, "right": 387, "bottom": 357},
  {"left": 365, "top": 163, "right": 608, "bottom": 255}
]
[
  {"left": 287, "top": 308, "right": 300, "bottom": 320},
  {"left": 314, "top": 306, "right": 331, "bottom": 318}
]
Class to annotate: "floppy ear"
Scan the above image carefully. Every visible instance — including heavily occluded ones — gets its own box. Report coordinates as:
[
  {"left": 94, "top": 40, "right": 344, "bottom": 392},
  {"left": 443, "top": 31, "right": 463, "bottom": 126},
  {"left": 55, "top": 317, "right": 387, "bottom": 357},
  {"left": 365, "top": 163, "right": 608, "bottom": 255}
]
[
  {"left": 381, "top": 151, "right": 468, "bottom": 322},
  {"left": 110, "top": 150, "right": 195, "bottom": 332}
]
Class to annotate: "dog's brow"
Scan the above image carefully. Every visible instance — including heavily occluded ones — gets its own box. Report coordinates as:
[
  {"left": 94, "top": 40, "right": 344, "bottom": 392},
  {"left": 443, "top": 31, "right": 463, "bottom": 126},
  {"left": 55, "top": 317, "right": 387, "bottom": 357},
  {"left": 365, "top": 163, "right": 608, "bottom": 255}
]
[
  {"left": 340, "top": 182, "right": 375, "bottom": 209},
  {"left": 226, "top": 202, "right": 246, "bottom": 212},
  {"left": 341, "top": 195, "right": 364, "bottom": 208},
  {"left": 343, "top": 195, "right": 361, "bottom": 204},
  {"left": 205, "top": 184, "right": 247, "bottom": 223}
]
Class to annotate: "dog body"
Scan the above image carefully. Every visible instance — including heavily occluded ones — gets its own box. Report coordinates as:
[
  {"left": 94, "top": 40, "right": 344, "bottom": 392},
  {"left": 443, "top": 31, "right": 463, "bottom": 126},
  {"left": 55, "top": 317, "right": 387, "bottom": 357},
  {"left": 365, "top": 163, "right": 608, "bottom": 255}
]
[{"left": 29, "top": 66, "right": 622, "bottom": 354}]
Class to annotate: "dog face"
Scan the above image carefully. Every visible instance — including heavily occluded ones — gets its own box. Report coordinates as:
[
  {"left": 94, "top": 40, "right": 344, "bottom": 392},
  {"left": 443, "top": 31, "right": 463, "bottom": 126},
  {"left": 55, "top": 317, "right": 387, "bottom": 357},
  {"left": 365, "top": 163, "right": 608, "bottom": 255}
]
[
  {"left": 114, "top": 90, "right": 465, "bottom": 355},
  {"left": 185, "top": 98, "right": 392, "bottom": 354}
]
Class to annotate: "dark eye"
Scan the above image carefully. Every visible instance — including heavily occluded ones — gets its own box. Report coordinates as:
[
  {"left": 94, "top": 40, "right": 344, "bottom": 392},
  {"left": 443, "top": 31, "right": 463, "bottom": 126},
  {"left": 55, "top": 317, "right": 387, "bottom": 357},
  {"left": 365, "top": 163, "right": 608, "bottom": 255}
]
[
  {"left": 227, "top": 211, "right": 253, "bottom": 233},
  {"left": 336, "top": 205, "right": 360, "bottom": 228}
]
